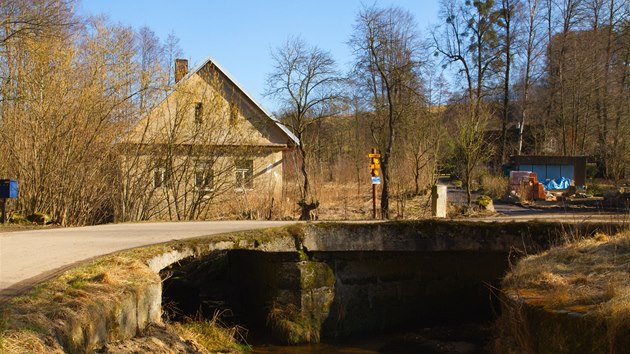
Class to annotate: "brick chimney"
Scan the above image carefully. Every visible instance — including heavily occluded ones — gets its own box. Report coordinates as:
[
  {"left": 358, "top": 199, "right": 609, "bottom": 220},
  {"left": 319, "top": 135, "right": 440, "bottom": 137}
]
[{"left": 175, "top": 59, "right": 188, "bottom": 83}]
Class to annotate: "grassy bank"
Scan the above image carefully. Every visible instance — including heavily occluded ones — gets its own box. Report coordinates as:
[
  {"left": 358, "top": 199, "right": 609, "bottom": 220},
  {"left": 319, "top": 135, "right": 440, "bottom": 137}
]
[
  {"left": 499, "top": 229, "right": 630, "bottom": 352},
  {"left": 0, "top": 226, "right": 295, "bottom": 353}
]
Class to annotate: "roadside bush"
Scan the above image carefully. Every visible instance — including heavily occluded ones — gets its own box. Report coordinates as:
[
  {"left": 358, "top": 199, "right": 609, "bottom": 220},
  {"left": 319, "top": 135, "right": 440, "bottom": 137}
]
[
  {"left": 480, "top": 174, "right": 508, "bottom": 199},
  {"left": 477, "top": 195, "right": 492, "bottom": 208},
  {"left": 26, "top": 213, "right": 52, "bottom": 225},
  {"left": 587, "top": 183, "right": 620, "bottom": 197},
  {"left": 8, "top": 212, "right": 28, "bottom": 225},
  {"left": 586, "top": 163, "right": 599, "bottom": 179}
]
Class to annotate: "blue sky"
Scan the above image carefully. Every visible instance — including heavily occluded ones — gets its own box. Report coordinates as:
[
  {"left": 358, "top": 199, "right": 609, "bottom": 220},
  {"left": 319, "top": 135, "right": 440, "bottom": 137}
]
[{"left": 77, "top": 1, "right": 441, "bottom": 113}]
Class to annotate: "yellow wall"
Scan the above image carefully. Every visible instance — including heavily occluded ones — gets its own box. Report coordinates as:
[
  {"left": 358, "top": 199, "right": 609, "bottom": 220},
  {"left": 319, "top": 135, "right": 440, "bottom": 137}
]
[{"left": 119, "top": 62, "right": 292, "bottom": 220}]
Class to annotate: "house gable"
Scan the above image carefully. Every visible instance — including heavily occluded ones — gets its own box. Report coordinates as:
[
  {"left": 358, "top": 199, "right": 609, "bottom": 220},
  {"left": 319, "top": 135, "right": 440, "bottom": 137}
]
[
  {"left": 126, "top": 56, "right": 297, "bottom": 149},
  {"left": 197, "top": 63, "right": 293, "bottom": 147}
]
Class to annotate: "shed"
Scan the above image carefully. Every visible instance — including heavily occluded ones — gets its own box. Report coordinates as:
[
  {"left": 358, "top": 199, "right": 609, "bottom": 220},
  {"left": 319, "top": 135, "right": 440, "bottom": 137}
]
[{"left": 509, "top": 155, "right": 588, "bottom": 187}]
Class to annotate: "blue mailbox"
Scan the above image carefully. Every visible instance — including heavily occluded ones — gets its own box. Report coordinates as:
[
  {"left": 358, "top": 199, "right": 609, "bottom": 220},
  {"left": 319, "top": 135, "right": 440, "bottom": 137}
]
[{"left": 0, "top": 179, "right": 18, "bottom": 199}]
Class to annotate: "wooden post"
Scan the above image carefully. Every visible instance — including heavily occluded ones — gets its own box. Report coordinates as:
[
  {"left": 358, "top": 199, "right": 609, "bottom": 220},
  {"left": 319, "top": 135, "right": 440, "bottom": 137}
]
[
  {"left": 1, "top": 198, "right": 6, "bottom": 224},
  {"left": 373, "top": 182, "right": 377, "bottom": 219},
  {"left": 371, "top": 148, "right": 377, "bottom": 219}
]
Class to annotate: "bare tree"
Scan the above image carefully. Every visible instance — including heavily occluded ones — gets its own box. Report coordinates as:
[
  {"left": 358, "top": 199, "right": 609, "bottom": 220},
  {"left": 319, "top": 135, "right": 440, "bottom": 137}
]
[
  {"left": 406, "top": 68, "right": 449, "bottom": 195},
  {"left": 349, "top": 5, "right": 424, "bottom": 218},
  {"left": 546, "top": 0, "right": 584, "bottom": 156},
  {"left": 136, "top": 26, "right": 165, "bottom": 113},
  {"left": 608, "top": 18, "right": 630, "bottom": 184},
  {"left": 516, "top": 0, "right": 545, "bottom": 155},
  {"left": 497, "top": 0, "right": 519, "bottom": 166},
  {"left": 580, "top": 0, "right": 630, "bottom": 180},
  {"left": 266, "top": 36, "right": 342, "bottom": 220},
  {"left": 0, "top": 11, "right": 138, "bottom": 225},
  {"left": 598, "top": 0, "right": 629, "bottom": 183},
  {"left": 404, "top": 106, "right": 442, "bottom": 196},
  {"left": 434, "top": 0, "right": 501, "bottom": 205},
  {"left": 0, "top": 0, "right": 75, "bottom": 46},
  {"left": 115, "top": 25, "right": 169, "bottom": 222}
]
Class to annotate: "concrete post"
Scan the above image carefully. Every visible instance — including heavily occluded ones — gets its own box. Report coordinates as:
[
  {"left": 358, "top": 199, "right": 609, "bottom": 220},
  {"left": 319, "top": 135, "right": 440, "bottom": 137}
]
[{"left": 431, "top": 185, "right": 447, "bottom": 218}]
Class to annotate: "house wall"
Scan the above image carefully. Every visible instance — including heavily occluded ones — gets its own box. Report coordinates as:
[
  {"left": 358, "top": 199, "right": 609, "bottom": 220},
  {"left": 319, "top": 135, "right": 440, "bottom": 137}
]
[
  {"left": 118, "top": 149, "right": 285, "bottom": 221},
  {"left": 119, "top": 61, "right": 294, "bottom": 221}
]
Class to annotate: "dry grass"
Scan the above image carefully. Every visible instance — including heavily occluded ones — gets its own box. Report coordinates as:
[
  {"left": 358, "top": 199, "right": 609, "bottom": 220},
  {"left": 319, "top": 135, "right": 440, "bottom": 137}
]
[
  {"left": 267, "top": 302, "right": 319, "bottom": 344},
  {"left": 310, "top": 183, "right": 432, "bottom": 220},
  {"left": 498, "top": 229, "right": 630, "bottom": 352},
  {"left": 0, "top": 254, "right": 161, "bottom": 352},
  {"left": 189, "top": 181, "right": 434, "bottom": 221},
  {"left": 504, "top": 230, "right": 630, "bottom": 314},
  {"left": 0, "top": 329, "right": 64, "bottom": 353},
  {"left": 479, "top": 174, "right": 509, "bottom": 199},
  {"left": 0, "top": 224, "right": 60, "bottom": 234},
  {"left": 171, "top": 311, "right": 249, "bottom": 353}
]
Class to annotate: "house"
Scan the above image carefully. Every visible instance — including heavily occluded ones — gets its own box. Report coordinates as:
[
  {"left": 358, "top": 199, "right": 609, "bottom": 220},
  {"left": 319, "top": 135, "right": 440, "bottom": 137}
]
[{"left": 119, "top": 57, "right": 298, "bottom": 221}]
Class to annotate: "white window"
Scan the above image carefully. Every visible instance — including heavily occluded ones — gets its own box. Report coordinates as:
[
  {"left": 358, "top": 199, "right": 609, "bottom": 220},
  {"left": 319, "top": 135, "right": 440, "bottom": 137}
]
[
  {"left": 195, "top": 161, "right": 214, "bottom": 192},
  {"left": 235, "top": 159, "right": 253, "bottom": 189},
  {"left": 154, "top": 162, "right": 170, "bottom": 188}
]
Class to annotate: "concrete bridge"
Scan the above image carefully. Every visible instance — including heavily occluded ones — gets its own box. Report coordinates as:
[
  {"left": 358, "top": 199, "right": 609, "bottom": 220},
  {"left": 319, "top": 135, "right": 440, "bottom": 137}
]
[
  {"left": 0, "top": 220, "right": 625, "bottom": 352},
  {"left": 0, "top": 220, "right": 295, "bottom": 299}
]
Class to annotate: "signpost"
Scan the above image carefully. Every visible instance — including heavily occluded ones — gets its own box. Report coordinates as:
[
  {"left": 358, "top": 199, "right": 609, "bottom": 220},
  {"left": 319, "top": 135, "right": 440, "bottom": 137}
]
[{"left": 369, "top": 148, "right": 381, "bottom": 219}]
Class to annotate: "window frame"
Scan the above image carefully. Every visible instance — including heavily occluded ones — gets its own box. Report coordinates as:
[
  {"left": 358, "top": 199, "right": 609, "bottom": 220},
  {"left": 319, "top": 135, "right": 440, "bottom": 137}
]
[
  {"left": 153, "top": 162, "right": 171, "bottom": 188},
  {"left": 194, "top": 160, "right": 215, "bottom": 193},
  {"left": 234, "top": 159, "right": 254, "bottom": 190}
]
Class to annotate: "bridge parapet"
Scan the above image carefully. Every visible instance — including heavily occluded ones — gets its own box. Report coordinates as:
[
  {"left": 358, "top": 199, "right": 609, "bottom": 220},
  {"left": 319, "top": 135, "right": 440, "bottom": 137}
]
[{"left": 301, "top": 221, "right": 622, "bottom": 253}]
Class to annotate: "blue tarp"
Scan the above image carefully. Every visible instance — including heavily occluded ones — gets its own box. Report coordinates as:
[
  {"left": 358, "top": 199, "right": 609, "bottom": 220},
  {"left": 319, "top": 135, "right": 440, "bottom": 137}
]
[{"left": 542, "top": 177, "right": 571, "bottom": 190}]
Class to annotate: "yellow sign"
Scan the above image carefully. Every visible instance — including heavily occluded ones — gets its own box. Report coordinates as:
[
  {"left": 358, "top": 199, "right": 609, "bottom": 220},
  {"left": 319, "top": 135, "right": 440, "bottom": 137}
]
[{"left": 369, "top": 150, "right": 381, "bottom": 179}]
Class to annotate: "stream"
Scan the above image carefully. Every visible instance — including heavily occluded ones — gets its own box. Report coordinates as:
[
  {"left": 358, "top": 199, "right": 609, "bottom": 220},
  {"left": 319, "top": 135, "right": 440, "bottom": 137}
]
[{"left": 249, "top": 322, "right": 494, "bottom": 354}]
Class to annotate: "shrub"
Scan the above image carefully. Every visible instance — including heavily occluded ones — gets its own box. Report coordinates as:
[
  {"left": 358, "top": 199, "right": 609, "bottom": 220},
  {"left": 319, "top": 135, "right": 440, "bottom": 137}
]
[
  {"left": 8, "top": 212, "right": 28, "bottom": 224},
  {"left": 477, "top": 195, "right": 492, "bottom": 208},
  {"left": 26, "top": 213, "right": 52, "bottom": 225},
  {"left": 586, "top": 163, "right": 599, "bottom": 179},
  {"left": 480, "top": 174, "right": 508, "bottom": 199},
  {"left": 267, "top": 302, "right": 319, "bottom": 344}
]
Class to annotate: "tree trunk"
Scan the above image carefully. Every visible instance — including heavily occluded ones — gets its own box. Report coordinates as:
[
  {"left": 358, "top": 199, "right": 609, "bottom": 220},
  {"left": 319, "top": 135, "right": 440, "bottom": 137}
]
[
  {"left": 381, "top": 104, "right": 396, "bottom": 219},
  {"left": 380, "top": 157, "right": 389, "bottom": 219},
  {"left": 500, "top": 0, "right": 512, "bottom": 169},
  {"left": 297, "top": 138, "right": 316, "bottom": 220},
  {"left": 414, "top": 157, "right": 420, "bottom": 195}
]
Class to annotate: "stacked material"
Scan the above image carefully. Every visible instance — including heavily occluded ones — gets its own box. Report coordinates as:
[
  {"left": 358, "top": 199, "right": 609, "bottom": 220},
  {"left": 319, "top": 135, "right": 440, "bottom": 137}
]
[{"left": 509, "top": 171, "right": 546, "bottom": 201}]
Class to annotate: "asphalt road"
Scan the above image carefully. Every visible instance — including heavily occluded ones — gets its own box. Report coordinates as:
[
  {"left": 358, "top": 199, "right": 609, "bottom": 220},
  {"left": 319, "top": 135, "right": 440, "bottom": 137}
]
[
  {"left": 0, "top": 221, "right": 296, "bottom": 300},
  {"left": 447, "top": 186, "right": 628, "bottom": 223}
]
